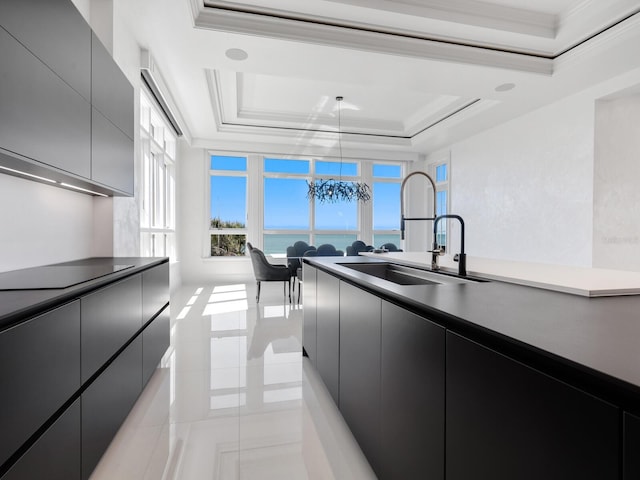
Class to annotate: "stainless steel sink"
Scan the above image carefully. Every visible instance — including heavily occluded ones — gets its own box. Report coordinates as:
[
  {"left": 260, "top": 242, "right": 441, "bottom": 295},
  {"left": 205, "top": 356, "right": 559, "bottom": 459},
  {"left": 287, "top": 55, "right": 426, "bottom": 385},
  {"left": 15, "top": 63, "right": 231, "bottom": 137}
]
[{"left": 337, "top": 262, "right": 476, "bottom": 285}]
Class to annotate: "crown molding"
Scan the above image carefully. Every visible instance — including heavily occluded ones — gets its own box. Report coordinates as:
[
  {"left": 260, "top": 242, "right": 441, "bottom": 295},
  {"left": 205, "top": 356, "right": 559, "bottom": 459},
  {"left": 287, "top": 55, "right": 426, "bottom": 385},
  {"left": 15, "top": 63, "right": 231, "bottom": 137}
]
[
  {"left": 203, "top": 0, "right": 556, "bottom": 38},
  {"left": 207, "top": 70, "right": 492, "bottom": 141},
  {"left": 325, "top": 0, "right": 556, "bottom": 37},
  {"left": 194, "top": 6, "right": 554, "bottom": 75},
  {"left": 410, "top": 98, "right": 498, "bottom": 143},
  {"left": 205, "top": 68, "right": 497, "bottom": 143},
  {"left": 404, "top": 96, "right": 477, "bottom": 136},
  {"left": 192, "top": 136, "right": 421, "bottom": 162},
  {"left": 557, "top": 0, "right": 593, "bottom": 29},
  {"left": 206, "top": 69, "right": 225, "bottom": 133},
  {"left": 235, "top": 106, "right": 405, "bottom": 134},
  {"left": 554, "top": 10, "right": 640, "bottom": 72}
]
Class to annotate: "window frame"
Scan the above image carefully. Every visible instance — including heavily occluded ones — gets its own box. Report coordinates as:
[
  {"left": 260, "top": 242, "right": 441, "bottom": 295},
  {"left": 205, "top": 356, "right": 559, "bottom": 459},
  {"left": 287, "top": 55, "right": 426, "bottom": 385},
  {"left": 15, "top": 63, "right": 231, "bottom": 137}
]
[
  {"left": 371, "top": 162, "right": 403, "bottom": 249},
  {"left": 206, "top": 152, "right": 406, "bottom": 257},
  {"left": 140, "top": 89, "right": 177, "bottom": 261},
  {"left": 207, "top": 154, "right": 249, "bottom": 257},
  {"left": 429, "top": 155, "right": 451, "bottom": 251}
]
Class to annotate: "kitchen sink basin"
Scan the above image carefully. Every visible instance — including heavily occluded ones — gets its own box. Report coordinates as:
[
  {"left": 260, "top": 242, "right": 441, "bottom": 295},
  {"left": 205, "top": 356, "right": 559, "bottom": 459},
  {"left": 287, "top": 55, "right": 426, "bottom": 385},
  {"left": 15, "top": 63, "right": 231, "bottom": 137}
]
[{"left": 337, "top": 262, "right": 477, "bottom": 286}]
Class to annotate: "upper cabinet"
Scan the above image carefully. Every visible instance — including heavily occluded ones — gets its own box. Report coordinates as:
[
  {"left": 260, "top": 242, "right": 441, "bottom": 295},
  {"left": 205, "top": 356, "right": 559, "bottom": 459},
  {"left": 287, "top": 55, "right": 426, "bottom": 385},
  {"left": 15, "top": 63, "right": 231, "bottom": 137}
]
[
  {"left": 0, "top": 27, "right": 91, "bottom": 178},
  {"left": 0, "top": 0, "right": 91, "bottom": 100},
  {"left": 91, "top": 34, "right": 134, "bottom": 195},
  {"left": 91, "top": 108, "right": 134, "bottom": 195},
  {"left": 91, "top": 33, "right": 134, "bottom": 140},
  {"left": 0, "top": 0, "right": 134, "bottom": 196}
]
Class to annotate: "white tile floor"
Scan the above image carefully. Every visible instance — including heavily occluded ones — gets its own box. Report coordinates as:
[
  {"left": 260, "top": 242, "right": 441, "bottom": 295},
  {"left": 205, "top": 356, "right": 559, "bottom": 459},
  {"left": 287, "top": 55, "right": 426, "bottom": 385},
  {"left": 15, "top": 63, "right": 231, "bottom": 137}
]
[{"left": 90, "top": 281, "right": 376, "bottom": 480}]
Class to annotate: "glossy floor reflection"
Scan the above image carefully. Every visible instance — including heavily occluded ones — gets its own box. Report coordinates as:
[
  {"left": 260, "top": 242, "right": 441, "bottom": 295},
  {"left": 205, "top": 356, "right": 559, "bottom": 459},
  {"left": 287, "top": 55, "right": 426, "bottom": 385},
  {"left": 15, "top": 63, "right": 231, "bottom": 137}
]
[{"left": 90, "top": 282, "right": 376, "bottom": 480}]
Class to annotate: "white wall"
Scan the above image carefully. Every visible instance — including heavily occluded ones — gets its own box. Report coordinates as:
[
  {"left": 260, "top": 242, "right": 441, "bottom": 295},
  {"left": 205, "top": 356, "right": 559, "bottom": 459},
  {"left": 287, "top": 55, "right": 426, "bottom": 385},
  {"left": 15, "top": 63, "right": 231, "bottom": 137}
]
[
  {"left": 0, "top": 175, "right": 93, "bottom": 272},
  {"left": 442, "top": 68, "right": 640, "bottom": 269},
  {"left": 111, "top": 1, "right": 142, "bottom": 257},
  {"left": 593, "top": 94, "right": 640, "bottom": 270},
  {"left": 447, "top": 89, "right": 596, "bottom": 267}
]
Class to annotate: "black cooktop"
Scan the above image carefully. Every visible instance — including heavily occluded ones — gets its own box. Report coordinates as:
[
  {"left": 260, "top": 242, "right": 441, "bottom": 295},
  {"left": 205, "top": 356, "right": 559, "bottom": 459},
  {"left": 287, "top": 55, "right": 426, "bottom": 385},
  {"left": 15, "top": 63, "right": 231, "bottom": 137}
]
[{"left": 0, "top": 264, "right": 134, "bottom": 290}]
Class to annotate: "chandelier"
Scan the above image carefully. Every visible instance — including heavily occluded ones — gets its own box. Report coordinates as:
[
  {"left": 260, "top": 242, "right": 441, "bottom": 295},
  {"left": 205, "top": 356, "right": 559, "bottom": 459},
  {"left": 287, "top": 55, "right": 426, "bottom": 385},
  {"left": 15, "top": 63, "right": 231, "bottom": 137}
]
[{"left": 307, "top": 96, "right": 371, "bottom": 203}]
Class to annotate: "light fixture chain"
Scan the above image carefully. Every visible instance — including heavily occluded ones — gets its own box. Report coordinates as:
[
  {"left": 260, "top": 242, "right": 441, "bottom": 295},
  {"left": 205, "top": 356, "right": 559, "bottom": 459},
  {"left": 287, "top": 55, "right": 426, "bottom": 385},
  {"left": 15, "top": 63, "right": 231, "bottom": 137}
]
[
  {"left": 305, "top": 95, "right": 370, "bottom": 203},
  {"left": 337, "top": 96, "right": 343, "bottom": 181}
]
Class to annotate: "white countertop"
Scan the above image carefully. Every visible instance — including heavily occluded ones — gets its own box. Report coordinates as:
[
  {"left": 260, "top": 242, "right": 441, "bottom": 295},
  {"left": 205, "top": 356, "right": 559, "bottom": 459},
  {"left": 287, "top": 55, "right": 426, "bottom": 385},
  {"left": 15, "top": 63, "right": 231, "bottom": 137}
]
[{"left": 360, "top": 252, "right": 640, "bottom": 297}]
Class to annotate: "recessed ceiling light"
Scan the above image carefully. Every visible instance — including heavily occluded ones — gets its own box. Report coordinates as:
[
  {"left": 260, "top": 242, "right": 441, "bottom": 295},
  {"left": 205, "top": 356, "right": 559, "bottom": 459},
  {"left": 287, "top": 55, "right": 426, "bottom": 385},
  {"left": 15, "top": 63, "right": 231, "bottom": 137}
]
[
  {"left": 225, "top": 48, "right": 248, "bottom": 61},
  {"left": 495, "top": 83, "right": 516, "bottom": 92}
]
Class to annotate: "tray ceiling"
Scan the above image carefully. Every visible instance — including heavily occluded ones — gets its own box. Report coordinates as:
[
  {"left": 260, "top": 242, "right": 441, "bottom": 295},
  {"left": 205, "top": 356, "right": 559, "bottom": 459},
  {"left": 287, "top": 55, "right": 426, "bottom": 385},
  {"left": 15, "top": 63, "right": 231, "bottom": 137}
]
[{"left": 118, "top": 0, "right": 640, "bottom": 155}]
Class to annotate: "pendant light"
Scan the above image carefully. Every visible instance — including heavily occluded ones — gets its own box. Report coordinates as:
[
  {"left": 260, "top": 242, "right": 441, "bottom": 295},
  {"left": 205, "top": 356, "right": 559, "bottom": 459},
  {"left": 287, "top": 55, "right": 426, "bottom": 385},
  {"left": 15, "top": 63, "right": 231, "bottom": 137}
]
[{"left": 307, "top": 96, "right": 371, "bottom": 203}]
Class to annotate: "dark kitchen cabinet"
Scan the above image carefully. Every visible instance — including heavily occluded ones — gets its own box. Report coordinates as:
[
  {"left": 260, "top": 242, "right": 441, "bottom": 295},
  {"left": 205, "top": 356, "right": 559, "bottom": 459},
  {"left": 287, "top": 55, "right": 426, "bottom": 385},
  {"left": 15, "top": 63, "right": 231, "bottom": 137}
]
[
  {"left": 143, "top": 306, "right": 170, "bottom": 386},
  {"left": 0, "top": 0, "right": 91, "bottom": 100},
  {"left": 91, "top": 108, "right": 134, "bottom": 195},
  {"left": 142, "top": 261, "right": 170, "bottom": 326},
  {"left": 0, "top": 261, "right": 168, "bottom": 480},
  {"left": 302, "top": 264, "right": 317, "bottom": 365},
  {"left": 316, "top": 270, "right": 340, "bottom": 404},
  {"left": 2, "top": 400, "right": 81, "bottom": 480},
  {"left": 380, "top": 301, "right": 445, "bottom": 480},
  {"left": 0, "top": 26, "right": 91, "bottom": 178},
  {"left": 0, "top": 301, "right": 80, "bottom": 469},
  {"left": 624, "top": 412, "right": 640, "bottom": 479},
  {"left": 446, "top": 331, "right": 619, "bottom": 480},
  {"left": 91, "top": 33, "right": 134, "bottom": 140},
  {"left": 82, "top": 336, "right": 143, "bottom": 480},
  {"left": 0, "top": 2, "right": 134, "bottom": 197},
  {"left": 339, "top": 282, "right": 382, "bottom": 474},
  {"left": 81, "top": 274, "right": 142, "bottom": 383},
  {"left": 90, "top": 32, "right": 134, "bottom": 194}
]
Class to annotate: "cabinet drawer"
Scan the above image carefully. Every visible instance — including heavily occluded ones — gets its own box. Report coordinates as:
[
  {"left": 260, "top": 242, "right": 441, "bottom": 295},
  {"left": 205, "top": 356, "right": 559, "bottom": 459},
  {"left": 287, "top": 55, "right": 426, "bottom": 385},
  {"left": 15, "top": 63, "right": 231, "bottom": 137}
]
[
  {"left": 316, "top": 270, "right": 340, "bottom": 404},
  {"left": 0, "top": 301, "right": 80, "bottom": 468},
  {"left": 624, "top": 412, "right": 640, "bottom": 479},
  {"left": 0, "top": 0, "right": 91, "bottom": 100},
  {"left": 143, "top": 306, "right": 170, "bottom": 386},
  {"left": 81, "top": 274, "right": 141, "bottom": 383},
  {"left": 302, "top": 264, "right": 317, "bottom": 364},
  {"left": 81, "top": 336, "right": 142, "bottom": 480},
  {"left": 446, "top": 331, "right": 619, "bottom": 480},
  {"left": 0, "top": 26, "right": 91, "bottom": 178},
  {"left": 142, "top": 262, "right": 169, "bottom": 324},
  {"left": 380, "top": 302, "right": 445, "bottom": 480},
  {"left": 339, "top": 282, "right": 382, "bottom": 474},
  {"left": 2, "top": 400, "right": 81, "bottom": 480}
]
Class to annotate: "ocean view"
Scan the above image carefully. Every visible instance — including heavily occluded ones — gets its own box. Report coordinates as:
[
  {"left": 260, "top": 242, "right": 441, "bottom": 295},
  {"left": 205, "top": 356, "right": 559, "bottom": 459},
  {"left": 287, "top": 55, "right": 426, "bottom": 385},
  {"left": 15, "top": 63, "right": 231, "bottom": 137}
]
[{"left": 262, "top": 233, "right": 401, "bottom": 255}]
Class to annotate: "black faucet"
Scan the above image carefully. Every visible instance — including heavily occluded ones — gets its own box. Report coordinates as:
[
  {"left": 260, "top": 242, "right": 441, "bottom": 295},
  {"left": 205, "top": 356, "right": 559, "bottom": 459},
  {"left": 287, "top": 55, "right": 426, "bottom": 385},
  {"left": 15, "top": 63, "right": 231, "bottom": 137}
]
[{"left": 433, "top": 214, "right": 466, "bottom": 276}]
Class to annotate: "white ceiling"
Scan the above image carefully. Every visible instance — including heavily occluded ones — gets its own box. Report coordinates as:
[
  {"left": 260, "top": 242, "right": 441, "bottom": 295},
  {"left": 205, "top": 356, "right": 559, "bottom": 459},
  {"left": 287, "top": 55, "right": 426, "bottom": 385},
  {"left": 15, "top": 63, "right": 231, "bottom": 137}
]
[{"left": 119, "top": 0, "right": 640, "bottom": 158}]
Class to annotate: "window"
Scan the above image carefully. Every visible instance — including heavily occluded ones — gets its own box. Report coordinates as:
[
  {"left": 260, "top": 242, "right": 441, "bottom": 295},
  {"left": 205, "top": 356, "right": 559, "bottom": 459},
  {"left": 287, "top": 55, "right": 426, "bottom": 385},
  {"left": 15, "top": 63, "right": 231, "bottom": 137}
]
[
  {"left": 262, "top": 158, "right": 311, "bottom": 254},
  {"left": 140, "top": 90, "right": 176, "bottom": 260},
  {"left": 432, "top": 161, "right": 449, "bottom": 247},
  {"left": 208, "top": 154, "right": 405, "bottom": 256},
  {"left": 372, "top": 163, "right": 402, "bottom": 248},
  {"left": 261, "top": 158, "right": 364, "bottom": 254},
  {"left": 316, "top": 160, "right": 358, "bottom": 176},
  {"left": 312, "top": 160, "right": 359, "bottom": 251},
  {"left": 210, "top": 156, "right": 247, "bottom": 256}
]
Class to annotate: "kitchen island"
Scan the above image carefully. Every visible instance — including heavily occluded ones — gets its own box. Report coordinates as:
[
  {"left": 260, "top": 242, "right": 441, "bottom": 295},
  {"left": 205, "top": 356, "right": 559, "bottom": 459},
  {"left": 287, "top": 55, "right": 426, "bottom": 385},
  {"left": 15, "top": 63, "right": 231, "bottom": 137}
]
[{"left": 303, "top": 255, "right": 640, "bottom": 480}]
